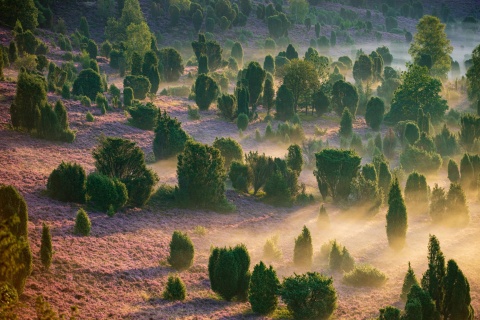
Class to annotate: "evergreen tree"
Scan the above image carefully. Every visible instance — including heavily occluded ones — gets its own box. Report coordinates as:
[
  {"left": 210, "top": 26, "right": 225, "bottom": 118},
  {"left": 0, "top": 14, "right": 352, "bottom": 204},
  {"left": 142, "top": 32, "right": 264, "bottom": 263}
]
[
  {"left": 386, "top": 178, "right": 407, "bottom": 250},
  {"left": 365, "top": 97, "right": 385, "bottom": 131},
  {"left": 421, "top": 235, "right": 446, "bottom": 313},
  {"left": 339, "top": 107, "right": 353, "bottom": 138},
  {"left": 195, "top": 74, "right": 219, "bottom": 110},
  {"left": 317, "top": 205, "right": 329, "bottom": 228},
  {"left": 429, "top": 184, "right": 447, "bottom": 223},
  {"left": 245, "top": 61, "right": 266, "bottom": 107},
  {"left": 446, "top": 183, "right": 469, "bottom": 226},
  {"left": 263, "top": 55, "right": 275, "bottom": 74},
  {"left": 248, "top": 261, "right": 280, "bottom": 315},
  {"left": 275, "top": 84, "right": 294, "bottom": 121},
  {"left": 329, "top": 240, "right": 342, "bottom": 271},
  {"left": 401, "top": 262, "right": 419, "bottom": 301},
  {"left": 40, "top": 223, "right": 52, "bottom": 270},
  {"left": 286, "top": 144, "right": 303, "bottom": 174},
  {"left": 404, "top": 284, "right": 439, "bottom": 320},
  {"left": 404, "top": 171, "right": 428, "bottom": 208},
  {"left": 8, "top": 42, "right": 17, "bottom": 65},
  {"left": 236, "top": 85, "right": 250, "bottom": 116},
  {"left": 293, "top": 226, "right": 313, "bottom": 268},
  {"left": 79, "top": 16, "right": 90, "bottom": 38},
  {"left": 378, "top": 161, "right": 392, "bottom": 198},
  {"left": 198, "top": 54, "right": 209, "bottom": 74},
  {"left": 163, "top": 274, "right": 186, "bottom": 300},
  {"left": 153, "top": 110, "right": 189, "bottom": 160},
  {"left": 0, "top": 0, "right": 38, "bottom": 30},
  {"left": 263, "top": 78, "right": 275, "bottom": 114},
  {"left": 443, "top": 259, "right": 474, "bottom": 320},
  {"left": 74, "top": 208, "right": 91, "bottom": 236},
  {"left": 447, "top": 159, "right": 460, "bottom": 183},
  {"left": 231, "top": 42, "right": 243, "bottom": 67},
  {"left": 460, "top": 153, "right": 474, "bottom": 189},
  {"left": 404, "top": 122, "right": 420, "bottom": 145},
  {"left": 168, "top": 231, "right": 194, "bottom": 271}
]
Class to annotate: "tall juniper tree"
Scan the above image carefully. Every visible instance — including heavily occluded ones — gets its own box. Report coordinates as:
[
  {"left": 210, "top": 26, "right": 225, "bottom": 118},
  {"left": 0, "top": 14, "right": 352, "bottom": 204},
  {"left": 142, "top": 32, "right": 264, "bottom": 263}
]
[{"left": 386, "top": 178, "right": 407, "bottom": 250}]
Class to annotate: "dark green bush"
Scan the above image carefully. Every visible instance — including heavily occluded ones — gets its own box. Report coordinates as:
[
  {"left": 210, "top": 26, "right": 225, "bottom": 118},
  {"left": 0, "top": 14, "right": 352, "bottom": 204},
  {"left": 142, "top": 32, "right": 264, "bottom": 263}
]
[
  {"left": 40, "top": 223, "right": 52, "bottom": 270},
  {"left": 123, "top": 75, "right": 151, "bottom": 100},
  {"left": 249, "top": 261, "right": 279, "bottom": 315},
  {"left": 128, "top": 102, "right": 159, "bottom": 130},
  {"left": 74, "top": 208, "right": 91, "bottom": 236},
  {"left": 386, "top": 178, "right": 407, "bottom": 250},
  {"left": 404, "top": 171, "right": 428, "bottom": 208},
  {"left": 343, "top": 264, "right": 387, "bottom": 287},
  {"left": 163, "top": 274, "right": 186, "bottom": 300},
  {"left": 280, "top": 272, "right": 337, "bottom": 320},
  {"left": 401, "top": 262, "right": 419, "bottom": 301},
  {"left": 153, "top": 110, "right": 190, "bottom": 160},
  {"left": 168, "top": 231, "right": 194, "bottom": 271},
  {"left": 339, "top": 107, "right": 353, "bottom": 137},
  {"left": 195, "top": 74, "right": 219, "bottom": 110},
  {"left": 229, "top": 161, "right": 250, "bottom": 192},
  {"left": 213, "top": 137, "right": 243, "bottom": 169},
  {"left": 217, "top": 94, "right": 237, "bottom": 120},
  {"left": 47, "top": 161, "right": 86, "bottom": 203},
  {"left": 275, "top": 84, "right": 294, "bottom": 121},
  {"left": 399, "top": 146, "right": 442, "bottom": 174},
  {"left": 123, "top": 87, "right": 134, "bottom": 107},
  {"left": 365, "top": 97, "right": 385, "bottom": 131},
  {"left": 72, "top": 68, "right": 103, "bottom": 100},
  {"left": 86, "top": 173, "right": 128, "bottom": 212},
  {"left": 237, "top": 113, "right": 249, "bottom": 130},
  {"left": 293, "top": 226, "right": 313, "bottom": 268}
]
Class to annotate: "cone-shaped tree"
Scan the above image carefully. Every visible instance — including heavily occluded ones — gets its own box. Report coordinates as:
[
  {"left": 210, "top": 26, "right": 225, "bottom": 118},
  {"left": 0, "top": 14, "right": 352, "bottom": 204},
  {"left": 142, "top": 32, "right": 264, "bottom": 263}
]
[
  {"left": 339, "top": 107, "right": 353, "bottom": 138},
  {"left": 40, "top": 223, "right": 53, "bottom": 270},
  {"left": 248, "top": 261, "right": 280, "bottom": 315},
  {"left": 460, "top": 153, "right": 474, "bottom": 188},
  {"left": 447, "top": 159, "right": 460, "bottom": 183},
  {"left": 168, "top": 231, "right": 194, "bottom": 271},
  {"left": 198, "top": 54, "right": 209, "bottom": 75},
  {"left": 401, "top": 262, "right": 419, "bottom": 301},
  {"left": 245, "top": 61, "right": 266, "bottom": 107},
  {"left": 442, "top": 259, "right": 474, "bottom": 320},
  {"left": 329, "top": 240, "right": 342, "bottom": 271},
  {"left": 421, "top": 234, "right": 446, "bottom": 313},
  {"left": 404, "top": 284, "right": 439, "bottom": 320},
  {"left": 293, "top": 226, "right": 313, "bottom": 268},
  {"left": 429, "top": 184, "right": 447, "bottom": 223},
  {"left": 275, "top": 84, "right": 294, "bottom": 121},
  {"left": 263, "top": 78, "right": 275, "bottom": 114},
  {"left": 386, "top": 178, "right": 408, "bottom": 250},
  {"left": 195, "top": 74, "right": 219, "bottom": 110}
]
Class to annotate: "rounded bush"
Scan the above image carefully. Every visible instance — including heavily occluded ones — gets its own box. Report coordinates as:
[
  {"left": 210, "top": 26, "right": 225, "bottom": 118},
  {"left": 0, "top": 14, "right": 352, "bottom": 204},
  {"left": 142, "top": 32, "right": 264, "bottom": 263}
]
[
  {"left": 153, "top": 110, "right": 190, "bottom": 160},
  {"left": 0, "top": 281, "right": 18, "bottom": 307},
  {"left": 237, "top": 113, "right": 249, "bottom": 130},
  {"left": 72, "top": 68, "right": 103, "bottom": 100},
  {"left": 365, "top": 97, "right": 385, "bottom": 131},
  {"left": 213, "top": 137, "right": 243, "bottom": 169},
  {"left": 74, "top": 208, "right": 91, "bottom": 236},
  {"left": 123, "top": 75, "right": 151, "bottom": 100},
  {"left": 47, "top": 161, "right": 86, "bottom": 203},
  {"left": 249, "top": 261, "right": 279, "bottom": 315},
  {"left": 163, "top": 274, "right": 186, "bottom": 300},
  {"left": 86, "top": 173, "right": 128, "bottom": 212},
  {"left": 195, "top": 74, "right": 219, "bottom": 110},
  {"left": 168, "top": 231, "right": 195, "bottom": 271},
  {"left": 128, "top": 102, "right": 159, "bottom": 130},
  {"left": 342, "top": 264, "right": 387, "bottom": 287}
]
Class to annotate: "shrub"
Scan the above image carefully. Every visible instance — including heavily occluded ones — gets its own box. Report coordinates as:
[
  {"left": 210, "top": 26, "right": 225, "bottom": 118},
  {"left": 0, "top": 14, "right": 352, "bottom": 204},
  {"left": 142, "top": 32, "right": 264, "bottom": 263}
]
[
  {"left": 213, "top": 137, "right": 243, "bottom": 169},
  {"left": 404, "top": 171, "right": 428, "bottom": 208},
  {"left": 128, "top": 102, "right": 159, "bottom": 130},
  {"left": 86, "top": 173, "right": 128, "bottom": 212},
  {"left": 0, "top": 281, "right": 18, "bottom": 309},
  {"left": 447, "top": 159, "right": 460, "bottom": 183},
  {"left": 153, "top": 110, "right": 190, "bottom": 160},
  {"left": 176, "top": 141, "right": 229, "bottom": 210},
  {"left": 123, "top": 75, "right": 151, "bottom": 100},
  {"left": 0, "top": 185, "right": 33, "bottom": 295},
  {"left": 123, "top": 87, "right": 134, "bottom": 107},
  {"left": 249, "top": 262, "right": 279, "bottom": 315},
  {"left": 208, "top": 245, "right": 251, "bottom": 301},
  {"left": 293, "top": 226, "right": 313, "bottom": 268},
  {"left": 40, "top": 223, "right": 53, "bottom": 270},
  {"left": 379, "top": 306, "right": 401, "bottom": 320},
  {"left": 280, "top": 272, "right": 337, "bottom": 320},
  {"left": 263, "top": 236, "right": 282, "bottom": 261},
  {"left": 275, "top": 84, "right": 294, "bottom": 121},
  {"left": 386, "top": 178, "right": 407, "bottom": 250},
  {"left": 401, "top": 262, "right": 419, "bottom": 301},
  {"left": 195, "top": 74, "right": 219, "bottom": 110},
  {"left": 217, "top": 94, "right": 237, "bottom": 120},
  {"left": 74, "top": 209, "right": 91, "bottom": 236},
  {"left": 404, "top": 122, "right": 420, "bottom": 145},
  {"left": 237, "top": 113, "right": 249, "bottom": 130},
  {"left": 163, "top": 275, "right": 186, "bottom": 300},
  {"left": 229, "top": 161, "right": 250, "bottom": 192},
  {"left": 72, "top": 68, "right": 103, "bottom": 100},
  {"left": 399, "top": 146, "right": 442, "bottom": 174},
  {"left": 343, "top": 265, "right": 387, "bottom": 287},
  {"left": 47, "top": 161, "right": 86, "bottom": 203},
  {"left": 168, "top": 231, "right": 194, "bottom": 271},
  {"left": 339, "top": 107, "right": 353, "bottom": 137},
  {"left": 86, "top": 39, "right": 97, "bottom": 60},
  {"left": 365, "top": 97, "right": 385, "bottom": 131}
]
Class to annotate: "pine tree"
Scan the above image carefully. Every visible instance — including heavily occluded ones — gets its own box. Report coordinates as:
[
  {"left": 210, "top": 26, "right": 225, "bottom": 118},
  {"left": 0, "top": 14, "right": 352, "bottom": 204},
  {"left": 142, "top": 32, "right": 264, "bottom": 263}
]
[
  {"left": 248, "top": 261, "right": 280, "bottom": 315},
  {"left": 168, "top": 231, "right": 194, "bottom": 271},
  {"left": 40, "top": 223, "right": 53, "bottom": 270},
  {"left": 447, "top": 159, "right": 460, "bottom": 183},
  {"left": 386, "top": 178, "right": 407, "bottom": 250},
  {"left": 421, "top": 235, "right": 446, "bottom": 313},
  {"left": 442, "top": 259, "right": 474, "bottom": 320},
  {"left": 401, "top": 262, "right": 419, "bottom": 301},
  {"left": 293, "top": 226, "right": 313, "bottom": 268}
]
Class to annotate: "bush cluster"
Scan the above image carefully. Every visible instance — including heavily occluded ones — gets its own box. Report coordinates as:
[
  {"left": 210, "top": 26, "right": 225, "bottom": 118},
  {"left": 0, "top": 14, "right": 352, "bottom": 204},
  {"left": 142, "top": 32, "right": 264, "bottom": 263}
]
[{"left": 342, "top": 265, "right": 387, "bottom": 287}]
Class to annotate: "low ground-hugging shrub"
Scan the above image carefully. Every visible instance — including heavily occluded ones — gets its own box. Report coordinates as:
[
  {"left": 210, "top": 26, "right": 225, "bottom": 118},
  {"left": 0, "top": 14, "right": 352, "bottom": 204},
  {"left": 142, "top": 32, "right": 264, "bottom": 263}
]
[{"left": 343, "top": 264, "right": 387, "bottom": 287}]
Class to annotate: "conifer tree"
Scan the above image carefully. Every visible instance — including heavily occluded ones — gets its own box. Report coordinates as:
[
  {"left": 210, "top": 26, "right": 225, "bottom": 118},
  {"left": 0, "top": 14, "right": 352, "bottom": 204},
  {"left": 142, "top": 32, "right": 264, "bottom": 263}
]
[
  {"left": 404, "top": 284, "right": 439, "bottom": 320},
  {"left": 329, "top": 240, "right": 342, "bottom": 271},
  {"left": 460, "top": 153, "right": 474, "bottom": 188},
  {"left": 401, "top": 262, "right": 419, "bottom": 301},
  {"left": 447, "top": 159, "right": 460, "bottom": 183},
  {"left": 248, "top": 261, "right": 280, "bottom": 315},
  {"left": 339, "top": 107, "right": 353, "bottom": 137},
  {"left": 79, "top": 16, "right": 90, "bottom": 38},
  {"left": 446, "top": 183, "right": 469, "bottom": 226},
  {"left": 40, "top": 223, "right": 53, "bottom": 270},
  {"left": 198, "top": 54, "right": 209, "bottom": 74},
  {"left": 293, "top": 226, "right": 313, "bottom": 268},
  {"left": 421, "top": 235, "right": 446, "bottom": 313},
  {"left": 263, "top": 78, "right": 275, "bottom": 114},
  {"left": 386, "top": 178, "right": 407, "bottom": 250},
  {"left": 442, "top": 259, "right": 474, "bottom": 320}
]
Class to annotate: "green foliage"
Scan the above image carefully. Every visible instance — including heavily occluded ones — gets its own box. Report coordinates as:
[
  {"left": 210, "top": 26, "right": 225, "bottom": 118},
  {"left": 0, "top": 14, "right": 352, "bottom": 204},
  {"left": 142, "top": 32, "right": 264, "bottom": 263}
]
[
  {"left": 245, "top": 151, "right": 274, "bottom": 195},
  {"left": 420, "top": 235, "right": 446, "bottom": 314},
  {"left": 466, "top": 44, "right": 480, "bottom": 102},
  {"left": 365, "top": 97, "right": 385, "bottom": 131},
  {"left": 229, "top": 161, "right": 251, "bottom": 192},
  {"left": 430, "top": 184, "right": 448, "bottom": 223},
  {"left": 353, "top": 54, "right": 373, "bottom": 83},
  {"left": 459, "top": 113, "right": 480, "bottom": 151},
  {"left": 263, "top": 55, "right": 275, "bottom": 75},
  {"left": 399, "top": 145, "right": 442, "bottom": 174},
  {"left": 446, "top": 183, "right": 469, "bottom": 226},
  {"left": 123, "top": 75, "right": 151, "bottom": 100},
  {"left": 293, "top": 226, "right": 313, "bottom": 268},
  {"left": 0, "top": 185, "right": 32, "bottom": 295},
  {"left": 386, "top": 178, "right": 407, "bottom": 250},
  {"left": 435, "top": 124, "right": 458, "bottom": 156},
  {"left": 123, "top": 87, "right": 134, "bottom": 107},
  {"left": 237, "top": 113, "right": 249, "bottom": 130},
  {"left": 339, "top": 107, "right": 353, "bottom": 138},
  {"left": 128, "top": 102, "right": 159, "bottom": 130},
  {"left": 208, "top": 245, "right": 251, "bottom": 301},
  {"left": 195, "top": 74, "right": 219, "bottom": 110},
  {"left": 86, "top": 39, "right": 97, "bottom": 60},
  {"left": 213, "top": 137, "right": 243, "bottom": 169},
  {"left": 312, "top": 89, "right": 330, "bottom": 116},
  {"left": 93, "top": 137, "right": 158, "bottom": 206},
  {"left": 447, "top": 159, "right": 460, "bottom": 183},
  {"left": 153, "top": 110, "right": 189, "bottom": 160},
  {"left": 231, "top": 42, "right": 243, "bottom": 67},
  {"left": 176, "top": 141, "right": 229, "bottom": 210},
  {"left": 287, "top": 144, "right": 303, "bottom": 174},
  {"left": 249, "top": 261, "right": 279, "bottom": 315},
  {"left": 404, "top": 284, "right": 439, "bottom": 320},
  {"left": 283, "top": 59, "right": 320, "bottom": 114},
  {"left": 47, "top": 161, "right": 86, "bottom": 203},
  {"left": 404, "top": 171, "right": 428, "bottom": 207},
  {"left": 267, "top": 13, "right": 290, "bottom": 39},
  {"left": 246, "top": 61, "right": 266, "bottom": 107},
  {"left": 401, "top": 262, "right": 419, "bottom": 301},
  {"left": 74, "top": 208, "right": 91, "bottom": 236},
  {"left": 343, "top": 265, "right": 387, "bottom": 287},
  {"left": 72, "top": 68, "right": 103, "bottom": 101},
  {"left": 0, "top": 1, "right": 38, "bottom": 30},
  {"left": 386, "top": 64, "right": 448, "bottom": 123},
  {"left": 39, "top": 223, "right": 52, "bottom": 270},
  {"left": 86, "top": 173, "right": 128, "bottom": 212},
  {"left": 163, "top": 274, "right": 186, "bottom": 301},
  {"left": 443, "top": 259, "right": 474, "bottom": 320},
  {"left": 279, "top": 272, "right": 337, "bottom": 320},
  {"left": 79, "top": 16, "right": 90, "bottom": 38},
  {"left": 159, "top": 47, "right": 184, "bottom": 82},
  {"left": 404, "top": 122, "right": 420, "bottom": 145},
  {"left": 217, "top": 94, "right": 236, "bottom": 120},
  {"left": 409, "top": 15, "right": 452, "bottom": 78},
  {"left": 379, "top": 306, "right": 401, "bottom": 320},
  {"left": 314, "top": 149, "right": 361, "bottom": 202},
  {"left": 275, "top": 84, "right": 294, "bottom": 121},
  {"left": 191, "top": 34, "right": 223, "bottom": 71},
  {"left": 332, "top": 80, "right": 358, "bottom": 116},
  {"left": 168, "top": 231, "right": 194, "bottom": 271},
  {"left": 263, "top": 236, "right": 282, "bottom": 261}
]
